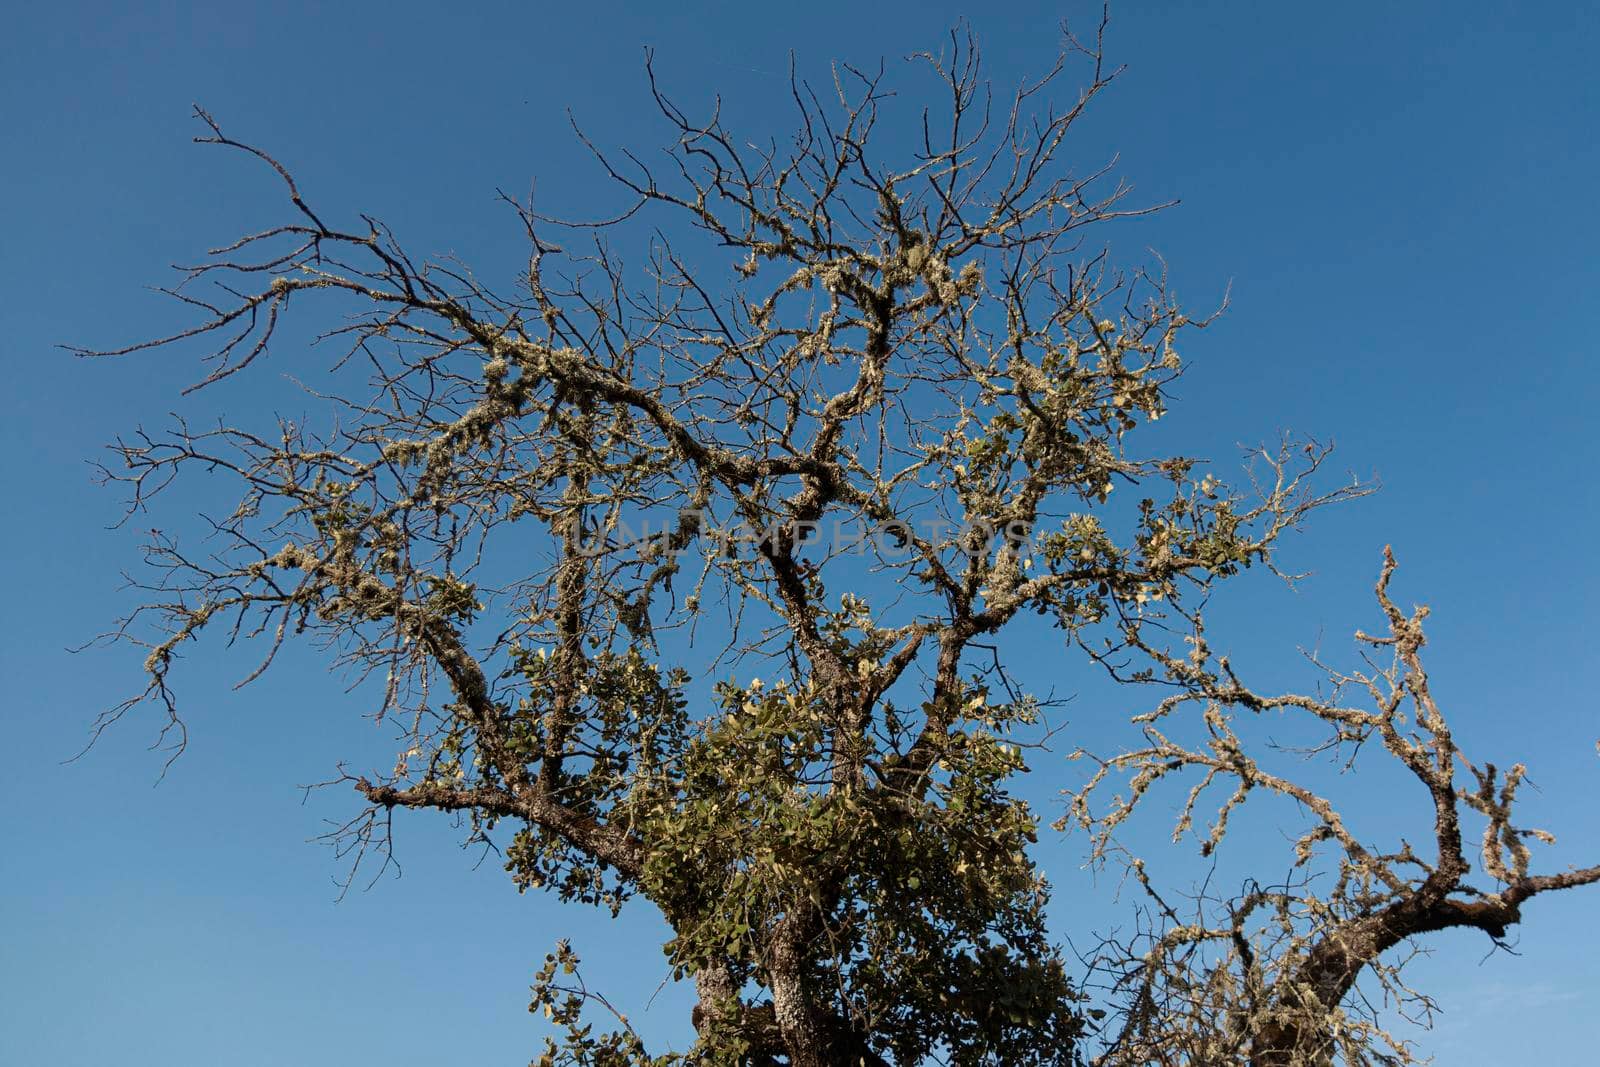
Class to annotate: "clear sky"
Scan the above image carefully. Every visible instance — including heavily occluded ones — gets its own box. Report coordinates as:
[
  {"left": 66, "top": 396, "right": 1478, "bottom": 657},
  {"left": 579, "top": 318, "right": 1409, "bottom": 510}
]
[{"left": 3, "top": 2, "right": 1597, "bottom": 1064}]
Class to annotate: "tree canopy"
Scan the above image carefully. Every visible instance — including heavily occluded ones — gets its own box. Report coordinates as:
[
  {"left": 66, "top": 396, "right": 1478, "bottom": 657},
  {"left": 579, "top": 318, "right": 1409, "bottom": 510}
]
[{"left": 83, "top": 20, "right": 1598, "bottom": 1067}]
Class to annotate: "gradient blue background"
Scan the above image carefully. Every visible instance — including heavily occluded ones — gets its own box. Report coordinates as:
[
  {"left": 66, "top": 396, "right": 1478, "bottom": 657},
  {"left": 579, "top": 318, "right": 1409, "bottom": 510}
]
[{"left": 3, "top": 2, "right": 1596, "bottom": 1063}]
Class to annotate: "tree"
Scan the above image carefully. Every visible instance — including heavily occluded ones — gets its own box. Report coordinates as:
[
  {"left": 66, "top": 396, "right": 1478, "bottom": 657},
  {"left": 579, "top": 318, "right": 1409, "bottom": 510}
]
[{"left": 81, "top": 19, "right": 1597, "bottom": 1066}]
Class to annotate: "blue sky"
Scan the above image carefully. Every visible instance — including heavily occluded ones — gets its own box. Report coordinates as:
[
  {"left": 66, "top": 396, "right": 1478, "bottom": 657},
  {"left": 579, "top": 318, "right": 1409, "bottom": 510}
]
[{"left": 3, "top": 2, "right": 1597, "bottom": 1063}]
